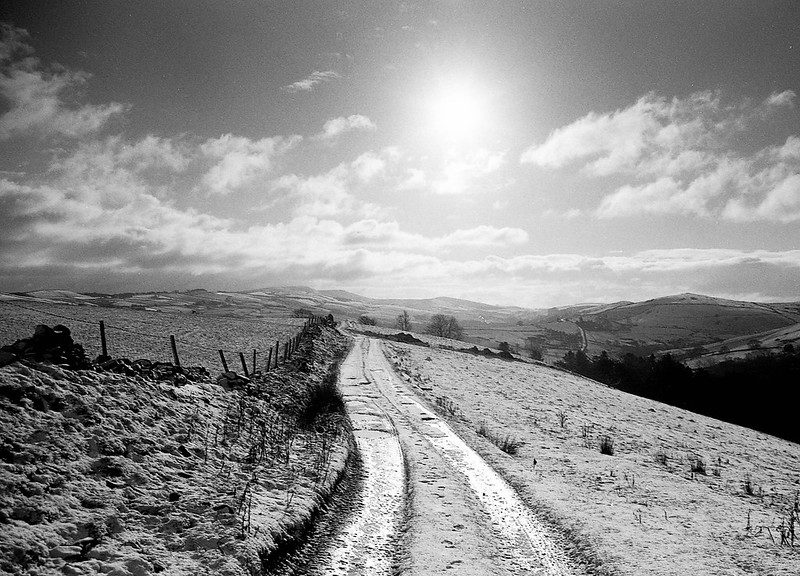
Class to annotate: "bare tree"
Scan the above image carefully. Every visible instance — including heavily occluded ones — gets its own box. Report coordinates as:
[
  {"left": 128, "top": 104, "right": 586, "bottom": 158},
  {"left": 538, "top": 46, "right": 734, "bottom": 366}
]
[
  {"left": 425, "top": 314, "right": 464, "bottom": 340},
  {"left": 524, "top": 336, "right": 545, "bottom": 361},
  {"left": 396, "top": 310, "right": 412, "bottom": 331}
]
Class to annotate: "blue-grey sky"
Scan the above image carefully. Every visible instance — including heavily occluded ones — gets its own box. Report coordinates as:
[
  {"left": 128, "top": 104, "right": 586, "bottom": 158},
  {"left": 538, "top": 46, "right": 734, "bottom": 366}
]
[{"left": 1, "top": 1, "right": 799, "bottom": 306}]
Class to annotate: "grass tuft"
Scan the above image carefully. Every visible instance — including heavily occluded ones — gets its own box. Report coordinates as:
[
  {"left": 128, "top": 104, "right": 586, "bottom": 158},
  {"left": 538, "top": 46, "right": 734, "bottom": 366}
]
[
  {"left": 599, "top": 436, "right": 615, "bottom": 455},
  {"left": 690, "top": 457, "right": 707, "bottom": 476},
  {"left": 476, "top": 421, "right": 521, "bottom": 455}
]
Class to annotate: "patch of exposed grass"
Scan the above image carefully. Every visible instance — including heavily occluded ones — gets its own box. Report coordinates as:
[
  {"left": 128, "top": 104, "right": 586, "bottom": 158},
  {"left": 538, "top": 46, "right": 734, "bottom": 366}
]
[
  {"left": 690, "top": 456, "right": 707, "bottom": 476},
  {"left": 297, "top": 363, "right": 346, "bottom": 429},
  {"left": 476, "top": 421, "right": 522, "bottom": 455},
  {"left": 599, "top": 436, "right": 615, "bottom": 455},
  {"left": 435, "top": 395, "right": 460, "bottom": 418}
]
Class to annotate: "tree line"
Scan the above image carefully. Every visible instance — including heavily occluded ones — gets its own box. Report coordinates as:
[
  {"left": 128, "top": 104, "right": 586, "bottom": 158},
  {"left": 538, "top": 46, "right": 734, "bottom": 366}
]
[
  {"left": 558, "top": 345, "right": 800, "bottom": 443},
  {"left": 357, "top": 311, "right": 464, "bottom": 340}
]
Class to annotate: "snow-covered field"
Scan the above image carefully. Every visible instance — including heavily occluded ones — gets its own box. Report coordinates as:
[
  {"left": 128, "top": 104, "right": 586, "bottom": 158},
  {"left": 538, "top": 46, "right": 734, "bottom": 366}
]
[
  {"left": 384, "top": 342, "right": 800, "bottom": 576},
  {"left": 0, "top": 326, "right": 351, "bottom": 576},
  {"left": 0, "top": 300, "right": 306, "bottom": 368}
]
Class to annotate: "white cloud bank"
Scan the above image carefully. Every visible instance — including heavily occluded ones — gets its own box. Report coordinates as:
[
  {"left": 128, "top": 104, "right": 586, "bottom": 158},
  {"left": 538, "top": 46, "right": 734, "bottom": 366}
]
[{"left": 522, "top": 90, "right": 800, "bottom": 222}]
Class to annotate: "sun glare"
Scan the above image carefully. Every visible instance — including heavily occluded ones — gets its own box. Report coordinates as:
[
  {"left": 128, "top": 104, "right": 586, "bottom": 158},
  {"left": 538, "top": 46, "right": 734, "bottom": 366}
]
[{"left": 427, "top": 79, "right": 487, "bottom": 141}]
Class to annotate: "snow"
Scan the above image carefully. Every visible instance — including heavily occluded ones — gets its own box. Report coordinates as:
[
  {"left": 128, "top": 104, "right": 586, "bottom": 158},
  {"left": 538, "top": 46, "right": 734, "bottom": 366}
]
[
  {"left": 384, "top": 342, "right": 800, "bottom": 576},
  {"left": 0, "top": 327, "right": 351, "bottom": 576}
]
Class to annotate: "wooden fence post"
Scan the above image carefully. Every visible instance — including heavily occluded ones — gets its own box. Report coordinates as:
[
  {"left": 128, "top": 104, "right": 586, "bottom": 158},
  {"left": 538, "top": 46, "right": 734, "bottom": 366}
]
[
  {"left": 219, "top": 350, "right": 229, "bottom": 372},
  {"left": 283, "top": 342, "right": 288, "bottom": 362},
  {"left": 99, "top": 321, "right": 108, "bottom": 358},
  {"left": 275, "top": 341, "right": 280, "bottom": 366},
  {"left": 266, "top": 348, "right": 272, "bottom": 371},
  {"left": 252, "top": 349, "right": 257, "bottom": 375},
  {"left": 170, "top": 335, "right": 181, "bottom": 368},
  {"left": 239, "top": 352, "right": 249, "bottom": 377}
]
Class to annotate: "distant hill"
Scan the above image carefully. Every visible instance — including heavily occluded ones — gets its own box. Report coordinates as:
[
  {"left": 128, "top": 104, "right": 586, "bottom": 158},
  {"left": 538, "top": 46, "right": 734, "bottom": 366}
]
[
  {"left": 2, "top": 288, "right": 798, "bottom": 364},
  {"left": 561, "top": 293, "right": 800, "bottom": 359}
]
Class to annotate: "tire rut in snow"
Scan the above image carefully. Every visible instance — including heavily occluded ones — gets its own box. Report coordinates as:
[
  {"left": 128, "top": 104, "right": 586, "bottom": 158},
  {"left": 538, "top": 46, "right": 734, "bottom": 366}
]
[
  {"left": 303, "top": 338, "right": 406, "bottom": 575},
  {"left": 366, "top": 338, "right": 581, "bottom": 576}
]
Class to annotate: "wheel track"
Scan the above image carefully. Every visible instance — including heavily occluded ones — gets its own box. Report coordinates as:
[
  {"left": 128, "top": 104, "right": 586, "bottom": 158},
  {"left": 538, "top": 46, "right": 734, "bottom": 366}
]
[{"left": 303, "top": 336, "right": 584, "bottom": 576}]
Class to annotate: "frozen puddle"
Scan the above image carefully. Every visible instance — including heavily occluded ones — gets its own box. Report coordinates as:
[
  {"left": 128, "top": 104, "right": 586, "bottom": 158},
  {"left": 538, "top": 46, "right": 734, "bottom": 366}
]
[
  {"left": 308, "top": 343, "right": 405, "bottom": 575},
  {"left": 366, "top": 339, "right": 578, "bottom": 576}
]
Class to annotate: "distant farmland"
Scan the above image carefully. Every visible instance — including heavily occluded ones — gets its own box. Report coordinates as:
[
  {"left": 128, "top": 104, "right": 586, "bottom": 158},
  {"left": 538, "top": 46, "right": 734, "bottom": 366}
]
[{"left": 0, "top": 300, "right": 306, "bottom": 369}]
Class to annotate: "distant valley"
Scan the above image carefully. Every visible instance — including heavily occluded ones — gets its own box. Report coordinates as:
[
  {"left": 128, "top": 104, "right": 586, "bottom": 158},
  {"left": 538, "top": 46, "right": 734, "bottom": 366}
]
[{"left": 3, "top": 288, "right": 799, "bottom": 367}]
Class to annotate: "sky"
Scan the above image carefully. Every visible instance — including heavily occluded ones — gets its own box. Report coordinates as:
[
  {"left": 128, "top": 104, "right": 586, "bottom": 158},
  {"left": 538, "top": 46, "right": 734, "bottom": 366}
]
[{"left": 1, "top": 1, "right": 799, "bottom": 308}]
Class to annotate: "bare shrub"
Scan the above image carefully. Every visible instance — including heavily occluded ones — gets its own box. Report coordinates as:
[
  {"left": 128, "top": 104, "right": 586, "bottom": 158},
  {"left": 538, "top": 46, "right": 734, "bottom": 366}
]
[
  {"left": 358, "top": 314, "right": 377, "bottom": 326},
  {"left": 655, "top": 451, "right": 668, "bottom": 466},
  {"left": 690, "top": 457, "right": 707, "bottom": 476},
  {"left": 599, "top": 436, "right": 615, "bottom": 455}
]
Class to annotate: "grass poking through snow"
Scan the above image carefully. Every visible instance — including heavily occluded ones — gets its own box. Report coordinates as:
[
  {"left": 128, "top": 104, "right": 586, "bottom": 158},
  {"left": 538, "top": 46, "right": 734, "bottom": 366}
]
[{"left": 477, "top": 421, "right": 522, "bottom": 455}]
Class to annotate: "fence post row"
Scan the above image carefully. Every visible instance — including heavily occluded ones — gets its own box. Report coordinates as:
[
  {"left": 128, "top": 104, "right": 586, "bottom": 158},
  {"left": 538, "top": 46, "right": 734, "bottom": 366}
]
[{"left": 95, "top": 315, "right": 326, "bottom": 379}]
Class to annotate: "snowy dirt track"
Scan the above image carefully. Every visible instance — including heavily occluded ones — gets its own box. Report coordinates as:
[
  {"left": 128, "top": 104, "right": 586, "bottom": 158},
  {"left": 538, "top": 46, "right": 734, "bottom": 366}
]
[{"left": 309, "top": 336, "right": 582, "bottom": 576}]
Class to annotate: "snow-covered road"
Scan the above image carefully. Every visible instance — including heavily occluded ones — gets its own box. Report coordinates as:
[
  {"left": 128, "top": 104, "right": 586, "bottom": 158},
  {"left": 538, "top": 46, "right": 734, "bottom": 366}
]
[{"left": 309, "top": 336, "right": 580, "bottom": 576}]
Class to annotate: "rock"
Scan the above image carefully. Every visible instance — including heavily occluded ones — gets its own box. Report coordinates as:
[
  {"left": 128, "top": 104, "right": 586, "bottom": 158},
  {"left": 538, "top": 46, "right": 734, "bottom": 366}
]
[
  {"left": 126, "top": 557, "right": 154, "bottom": 576},
  {"left": 87, "top": 547, "right": 112, "bottom": 561},
  {"left": 49, "top": 545, "right": 82, "bottom": 559},
  {"left": 91, "top": 456, "right": 126, "bottom": 477},
  {"left": 216, "top": 372, "right": 250, "bottom": 391},
  {"left": 0, "top": 323, "right": 90, "bottom": 369}
]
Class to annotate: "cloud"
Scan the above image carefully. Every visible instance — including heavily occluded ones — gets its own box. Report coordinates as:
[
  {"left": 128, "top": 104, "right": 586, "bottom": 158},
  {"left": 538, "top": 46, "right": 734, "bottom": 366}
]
[
  {"left": 200, "top": 134, "right": 300, "bottom": 194},
  {"left": 340, "top": 219, "right": 528, "bottom": 251},
  {"left": 523, "top": 90, "right": 800, "bottom": 222},
  {"left": 596, "top": 139, "right": 800, "bottom": 221},
  {"left": 281, "top": 70, "right": 341, "bottom": 93},
  {"left": 2, "top": 141, "right": 798, "bottom": 305},
  {"left": 521, "top": 90, "right": 794, "bottom": 175},
  {"left": 0, "top": 23, "right": 127, "bottom": 140},
  {"left": 318, "top": 114, "right": 376, "bottom": 139},
  {"left": 434, "top": 148, "right": 506, "bottom": 195},
  {"left": 438, "top": 225, "right": 528, "bottom": 248},
  {"left": 270, "top": 147, "right": 398, "bottom": 217}
]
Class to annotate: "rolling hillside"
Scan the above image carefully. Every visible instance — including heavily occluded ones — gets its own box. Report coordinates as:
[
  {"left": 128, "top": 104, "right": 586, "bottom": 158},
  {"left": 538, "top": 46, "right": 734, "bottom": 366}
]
[{"left": 2, "top": 289, "right": 799, "bottom": 366}]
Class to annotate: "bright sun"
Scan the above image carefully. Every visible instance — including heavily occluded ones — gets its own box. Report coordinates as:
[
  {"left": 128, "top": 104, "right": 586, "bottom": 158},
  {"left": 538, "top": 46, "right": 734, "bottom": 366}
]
[{"left": 427, "top": 80, "right": 487, "bottom": 141}]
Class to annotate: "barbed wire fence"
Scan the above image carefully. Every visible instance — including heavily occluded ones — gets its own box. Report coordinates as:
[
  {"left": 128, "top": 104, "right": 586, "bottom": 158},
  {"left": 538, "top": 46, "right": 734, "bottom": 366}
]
[{"left": 0, "top": 299, "right": 329, "bottom": 375}]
